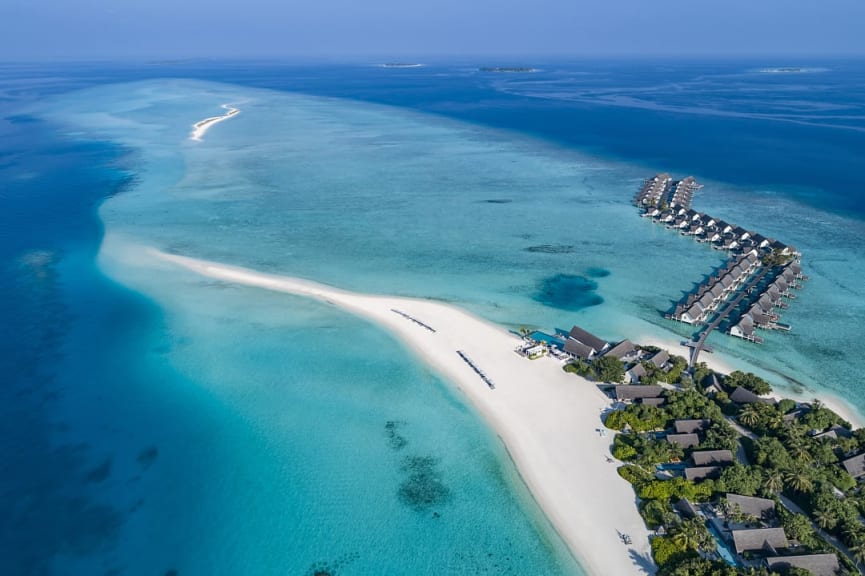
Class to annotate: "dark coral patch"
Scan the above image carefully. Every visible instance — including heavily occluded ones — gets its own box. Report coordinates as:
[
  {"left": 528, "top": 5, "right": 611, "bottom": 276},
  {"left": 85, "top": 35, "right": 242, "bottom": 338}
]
[
  {"left": 533, "top": 274, "right": 603, "bottom": 311},
  {"left": 523, "top": 244, "right": 575, "bottom": 254},
  {"left": 585, "top": 267, "right": 611, "bottom": 278},
  {"left": 384, "top": 421, "right": 408, "bottom": 451},
  {"left": 398, "top": 456, "right": 451, "bottom": 511}
]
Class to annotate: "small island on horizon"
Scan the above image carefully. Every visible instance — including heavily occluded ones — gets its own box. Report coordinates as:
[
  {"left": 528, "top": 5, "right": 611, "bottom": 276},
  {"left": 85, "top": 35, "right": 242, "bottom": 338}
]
[
  {"left": 479, "top": 66, "right": 538, "bottom": 73},
  {"left": 380, "top": 63, "right": 424, "bottom": 68}
]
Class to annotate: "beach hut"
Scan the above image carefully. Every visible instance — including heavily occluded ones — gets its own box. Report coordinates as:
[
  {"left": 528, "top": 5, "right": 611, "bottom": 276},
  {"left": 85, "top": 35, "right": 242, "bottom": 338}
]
[
  {"left": 649, "top": 350, "right": 669, "bottom": 369},
  {"left": 841, "top": 453, "right": 865, "bottom": 479},
  {"left": 731, "top": 527, "right": 789, "bottom": 554},
  {"left": 765, "top": 554, "right": 839, "bottom": 576},
  {"left": 726, "top": 494, "right": 775, "bottom": 520},
  {"left": 684, "top": 466, "right": 721, "bottom": 481},
  {"left": 729, "top": 386, "right": 773, "bottom": 405},
  {"left": 614, "top": 385, "right": 665, "bottom": 402},
  {"left": 692, "top": 450, "right": 734, "bottom": 467},
  {"left": 667, "top": 433, "right": 700, "bottom": 449},
  {"left": 674, "top": 419, "right": 711, "bottom": 434},
  {"left": 627, "top": 364, "right": 647, "bottom": 384},
  {"left": 564, "top": 325, "right": 608, "bottom": 359},
  {"left": 604, "top": 339, "right": 636, "bottom": 361}
]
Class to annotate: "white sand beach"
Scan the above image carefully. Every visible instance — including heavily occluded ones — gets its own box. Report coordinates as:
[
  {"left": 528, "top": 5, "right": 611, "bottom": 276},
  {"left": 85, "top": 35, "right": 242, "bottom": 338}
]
[
  {"left": 110, "top": 242, "right": 655, "bottom": 576},
  {"left": 189, "top": 104, "right": 239, "bottom": 141},
  {"left": 632, "top": 335, "right": 865, "bottom": 429}
]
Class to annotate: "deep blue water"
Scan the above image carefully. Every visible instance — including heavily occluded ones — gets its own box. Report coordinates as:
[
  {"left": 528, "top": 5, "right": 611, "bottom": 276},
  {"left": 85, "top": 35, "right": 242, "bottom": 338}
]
[{"left": 1, "top": 60, "right": 864, "bottom": 574}]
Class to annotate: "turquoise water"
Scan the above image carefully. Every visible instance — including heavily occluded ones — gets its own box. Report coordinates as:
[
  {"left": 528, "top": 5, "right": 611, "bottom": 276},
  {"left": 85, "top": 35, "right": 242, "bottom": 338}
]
[{"left": 3, "top": 62, "right": 865, "bottom": 574}]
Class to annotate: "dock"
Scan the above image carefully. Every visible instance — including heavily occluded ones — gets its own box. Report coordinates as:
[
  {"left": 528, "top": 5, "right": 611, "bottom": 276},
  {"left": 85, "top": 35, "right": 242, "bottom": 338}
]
[
  {"left": 635, "top": 173, "right": 807, "bottom": 351},
  {"left": 688, "top": 267, "right": 772, "bottom": 366}
]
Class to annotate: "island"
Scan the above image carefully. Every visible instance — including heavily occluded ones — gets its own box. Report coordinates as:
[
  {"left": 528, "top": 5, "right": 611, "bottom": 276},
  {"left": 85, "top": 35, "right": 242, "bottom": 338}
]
[
  {"left": 758, "top": 67, "right": 805, "bottom": 74},
  {"left": 478, "top": 67, "right": 537, "bottom": 73},
  {"left": 520, "top": 322, "right": 863, "bottom": 575},
  {"left": 380, "top": 63, "right": 423, "bottom": 68}
]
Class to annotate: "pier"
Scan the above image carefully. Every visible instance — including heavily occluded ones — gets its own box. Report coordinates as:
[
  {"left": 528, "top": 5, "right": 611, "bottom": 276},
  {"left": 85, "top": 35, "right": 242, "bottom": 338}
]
[
  {"left": 688, "top": 267, "right": 772, "bottom": 366},
  {"left": 635, "top": 173, "right": 807, "bottom": 351}
]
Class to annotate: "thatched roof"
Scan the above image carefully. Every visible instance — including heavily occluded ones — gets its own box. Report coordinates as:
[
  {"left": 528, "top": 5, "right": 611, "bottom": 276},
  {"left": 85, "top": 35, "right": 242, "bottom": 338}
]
[
  {"left": 692, "top": 450, "right": 734, "bottom": 466},
  {"left": 729, "top": 386, "right": 774, "bottom": 405},
  {"left": 614, "top": 385, "right": 665, "bottom": 401},
  {"left": 684, "top": 466, "right": 721, "bottom": 481},
  {"left": 674, "top": 419, "right": 711, "bottom": 434},
  {"left": 731, "top": 527, "right": 788, "bottom": 553},
  {"left": 604, "top": 339, "right": 635, "bottom": 360},
  {"left": 567, "top": 325, "right": 608, "bottom": 353},
  {"left": 842, "top": 453, "right": 865, "bottom": 478},
  {"left": 667, "top": 433, "right": 700, "bottom": 448},
  {"left": 649, "top": 350, "right": 669, "bottom": 368},
  {"left": 726, "top": 494, "right": 775, "bottom": 519},
  {"left": 564, "top": 338, "right": 595, "bottom": 359},
  {"left": 765, "top": 554, "right": 839, "bottom": 576}
]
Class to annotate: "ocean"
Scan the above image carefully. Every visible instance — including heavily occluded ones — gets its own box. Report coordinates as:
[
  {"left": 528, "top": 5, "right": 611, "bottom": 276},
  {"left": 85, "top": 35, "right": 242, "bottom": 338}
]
[{"left": 1, "top": 59, "right": 864, "bottom": 575}]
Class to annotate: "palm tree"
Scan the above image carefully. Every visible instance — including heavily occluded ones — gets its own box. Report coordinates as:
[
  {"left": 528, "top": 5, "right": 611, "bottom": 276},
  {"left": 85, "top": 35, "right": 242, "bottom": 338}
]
[
  {"left": 784, "top": 468, "right": 814, "bottom": 494},
  {"left": 738, "top": 404, "right": 761, "bottom": 428},
  {"left": 671, "top": 519, "right": 714, "bottom": 553},
  {"left": 813, "top": 508, "right": 838, "bottom": 531},
  {"left": 763, "top": 470, "right": 784, "bottom": 494},
  {"left": 671, "top": 520, "right": 702, "bottom": 551},
  {"left": 786, "top": 438, "right": 813, "bottom": 463},
  {"left": 849, "top": 538, "right": 865, "bottom": 566}
]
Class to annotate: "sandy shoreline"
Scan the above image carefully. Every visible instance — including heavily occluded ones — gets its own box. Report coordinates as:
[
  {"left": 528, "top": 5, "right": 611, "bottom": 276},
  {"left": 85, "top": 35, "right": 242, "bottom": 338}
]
[
  {"left": 632, "top": 333, "right": 865, "bottom": 429},
  {"left": 112, "top": 244, "right": 655, "bottom": 576},
  {"left": 189, "top": 104, "right": 239, "bottom": 141}
]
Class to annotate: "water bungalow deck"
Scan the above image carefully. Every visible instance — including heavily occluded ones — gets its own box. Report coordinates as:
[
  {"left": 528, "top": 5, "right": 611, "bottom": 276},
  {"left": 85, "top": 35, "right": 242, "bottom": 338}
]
[{"left": 635, "top": 174, "right": 807, "bottom": 352}]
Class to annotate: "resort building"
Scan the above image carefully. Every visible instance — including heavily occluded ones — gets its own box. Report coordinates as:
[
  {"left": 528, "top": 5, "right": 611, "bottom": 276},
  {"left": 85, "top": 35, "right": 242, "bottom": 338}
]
[
  {"left": 691, "top": 450, "right": 734, "bottom": 467},
  {"left": 604, "top": 339, "right": 637, "bottom": 361},
  {"left": 684, "top": 466, "right": 721, "bottom": 481},
  {"left": 841, "top": 453, "right": 865, "bottom": 479},
  {"left": 613, "top": 385, "right": 665, "bottom": 402},
  {"left": 666, "top": 433, "right": 699, "bottom": 449},
  {"left": 563, "top": 325, "right": 609, "bottom": 359},
  {"left": 765, "top": 554, "right": 840, "bottom": 576},
  {"left": 649, "top": 350, "right": 669, "bottom": 369},
  {"left": 729, "top": 387, "right": 774, "bottom": 405},
  {"left": 674, "top": 419, "right": 710, "bottom": 434},
  {"left": 725, "top": 494, "right": 776, "bottom": 520},
  {"left": 626, "top": 364, "right": 647, "bottom": 384},
  {"left": 731, "top": 527, "right": 789, "bottom": 554}
]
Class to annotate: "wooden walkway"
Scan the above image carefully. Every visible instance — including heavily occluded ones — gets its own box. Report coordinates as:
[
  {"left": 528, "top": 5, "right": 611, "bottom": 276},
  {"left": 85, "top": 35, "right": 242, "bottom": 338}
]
[{"left": 688, "top": 267, "right": 772, "bottom": 367}]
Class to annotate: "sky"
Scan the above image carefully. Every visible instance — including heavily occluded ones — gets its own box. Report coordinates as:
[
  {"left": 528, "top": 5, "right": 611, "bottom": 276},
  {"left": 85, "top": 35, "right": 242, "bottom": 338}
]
[{"left": 1, "top": 0, "right": 864, "bottom": 61}]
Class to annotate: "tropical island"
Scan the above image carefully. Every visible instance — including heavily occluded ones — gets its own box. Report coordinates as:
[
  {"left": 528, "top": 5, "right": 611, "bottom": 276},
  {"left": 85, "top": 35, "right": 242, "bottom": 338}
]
[
  {"left": 531, "top": 323, "right": 865, "bottom": 576},
  {"left": 758, "top": 67, "right": 805, "bottom": 74},
  {"left": 478, "top": 66, "right": 538, "bottom": 73}
]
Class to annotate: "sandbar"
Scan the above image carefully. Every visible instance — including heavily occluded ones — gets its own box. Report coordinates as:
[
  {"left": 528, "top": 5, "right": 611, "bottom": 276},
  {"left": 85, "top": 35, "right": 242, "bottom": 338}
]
[
  {"left": 190, "top": 104, "right": 240, "bottom": 142},
  {"left": 113, "top": 243, "right": 656, "bottom": 576}
]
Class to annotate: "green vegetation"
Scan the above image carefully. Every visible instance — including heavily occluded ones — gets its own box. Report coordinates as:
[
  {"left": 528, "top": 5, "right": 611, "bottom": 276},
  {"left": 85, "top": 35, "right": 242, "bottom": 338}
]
[
  {"left": 636, "top": 352, "right": 690, "bottom": 386},
  {"left": 563, "top": 355, "right": 625, "bottom": 383},
  {"left": 724, "top": 371, "right": 772, "bottom": 395},
  {"left": 606, "top": 375, "right": 857, "bottom": 576}
]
